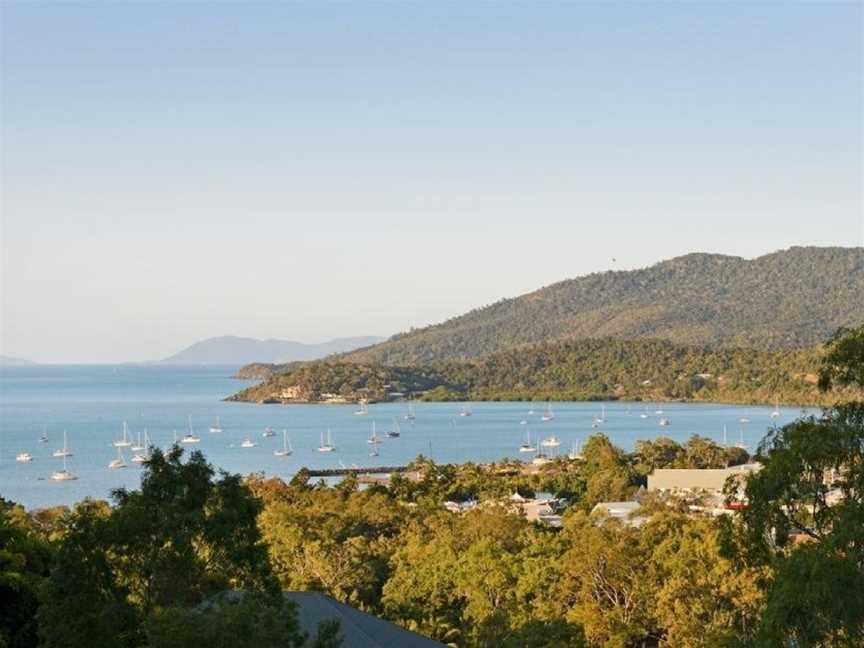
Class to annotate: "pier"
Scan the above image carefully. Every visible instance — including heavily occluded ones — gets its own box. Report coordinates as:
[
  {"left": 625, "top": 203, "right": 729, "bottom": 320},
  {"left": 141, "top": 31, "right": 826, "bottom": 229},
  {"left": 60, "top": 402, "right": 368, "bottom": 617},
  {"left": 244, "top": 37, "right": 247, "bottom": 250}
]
[{"left": 304, "top": 465, "right": 410, "bottom": 477}]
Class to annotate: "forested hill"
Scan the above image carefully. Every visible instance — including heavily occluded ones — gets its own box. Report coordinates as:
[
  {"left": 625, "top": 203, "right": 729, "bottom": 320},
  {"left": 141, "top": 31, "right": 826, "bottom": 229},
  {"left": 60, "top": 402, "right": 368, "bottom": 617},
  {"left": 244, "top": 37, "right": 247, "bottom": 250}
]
[
  {"left": 230, "top": 337, "right": 859, "bottom": 406},
  {"left": 341, "top": 246, "right": 864, "bottom": 364}
]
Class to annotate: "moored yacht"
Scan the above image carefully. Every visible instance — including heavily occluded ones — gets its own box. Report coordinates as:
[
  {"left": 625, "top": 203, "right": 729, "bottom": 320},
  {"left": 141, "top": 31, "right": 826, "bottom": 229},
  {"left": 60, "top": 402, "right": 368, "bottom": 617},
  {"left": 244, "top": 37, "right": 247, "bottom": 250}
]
[
  {"left": 318, "top": 429, "right": 336, "bottom": 452},
  {"left": 541, "top": 404, "right": 555, "bottom": 422},
  {"left": 262, "top": 426, "right": 276, "bottom": 438},
  {"left": 114, "top": 421, "right": 132, "bottom": 448},
  {"left": 131, "top": 430, "right": 152, "bottom": 464},
  {"left": 386, "top": 419, "right": 401, "bottom": 438},
  {"left": 274, "top": 430, "right": 293, "bottom": 457},
  {"left": 180, "top": 416, "right": 200, "bottom": 444},
  {"left": 53, "top": 431, "right": 73, "bottom": 458},
  {"left": 108, "top": 446, "right": 127, "bottom": 469},
  {"left": 210, "top": 417, "right": 224, "bottom": 433},
  {"left": 519, "top": 428, "right": 535, "bottom": 453},
  {"left": 16, "top": 452, "right": 33, "bottom": 463},
  {"left": 131, "top": 428, "right": 146, "bottom": 452},
  {"left": 367, "top": 422, "right": 381, "bottom": 445},
  {"left": 240, "top": 437, "right": 258, "bottom": 449},
  {"left": 51, "top": 455, "right": 77, "bottom": 481}
]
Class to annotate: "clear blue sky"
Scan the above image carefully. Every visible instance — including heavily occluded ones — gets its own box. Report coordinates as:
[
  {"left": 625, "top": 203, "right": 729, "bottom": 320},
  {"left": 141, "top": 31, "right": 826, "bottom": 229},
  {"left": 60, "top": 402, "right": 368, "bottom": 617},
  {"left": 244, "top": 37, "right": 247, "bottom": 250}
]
[{"left": 2, "top": 2, "right": 862, "bottom": 362}]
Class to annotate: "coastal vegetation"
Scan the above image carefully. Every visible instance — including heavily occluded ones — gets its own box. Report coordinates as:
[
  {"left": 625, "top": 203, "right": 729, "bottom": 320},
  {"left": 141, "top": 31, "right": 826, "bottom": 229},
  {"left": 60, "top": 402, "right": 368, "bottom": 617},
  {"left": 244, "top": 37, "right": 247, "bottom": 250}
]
[
  {"left": 340, "top": 247, "right": 864, "bottom": 363},
  {"left": 230, "top": 336, "right": 857, "bottom": 407}
]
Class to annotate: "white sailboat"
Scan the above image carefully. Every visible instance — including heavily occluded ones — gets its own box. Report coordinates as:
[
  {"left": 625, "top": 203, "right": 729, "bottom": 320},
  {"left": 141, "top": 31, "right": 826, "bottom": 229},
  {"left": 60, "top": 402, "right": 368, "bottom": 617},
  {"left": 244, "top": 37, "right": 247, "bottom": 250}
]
[
  {"left": 51, "top": 454, "right": 77, "bottom": 481},
  {"left": 532, "top": 440, "right": 550, "bottom": 465},
  {"left": 108, "top": 446, "right": 127, "bottom": 469},
  {"left": 274, "top": 430, "right": 293, "bottom": 457},
  {"left": 386, "top": 419, "right": 401, "bottom": 438},
  {"left": 354, "top": 401, "right": 369, "bottom": 416},
  {"left": 541, "top": 403, "right": 555, "bottom": 422},
  {"left": 38, "top": 426, "right": 48, "bottom": 443},
  {"left": 771, "top": 399, "right": 781, "bottom": 419},
  {"left": 131, "top": 428, "right": 146, "bottom": 452},
  {"left": 596, "top": 405, "right": 607, "bottom": 424},
  {"left": 180, "top": 416, "right": 200, "bottom": 444},
  {"left": 404, "top": 402, "right": 416, "bottom": 421},
  {"left": 114, "top": 421, "right": 132, "bottom": 448},
  {"left": 459, "top": 404, "right": 472, "bottom": 417},
  {"left": 262, "top": 426, "right": 276, "bottom": 438},
  {"left": 658, "top": 417, "right": 670, "bottom": 427},
  {"left": 16, "top": 452, "right": 33, "bottom": 463},
  {"left": 640, "top": 406, "right": 649, "bottom": 419},
  {"left": 568, "top": 440, "right": 582, "bottom": 460},
  {"left": 240, "top": 436, "right": 258, "bottom": 449},
  {"left": 367, "top": 422, "right": 381, "bottom": 445},
  {"left": 318, "top": 429, "right": 336, "bottom": 452},
  {"left": 541, "top": 435, "right": 561, "bottom": 448},
  {"left": 209, "top": 417, "right": 223, "bottom": 433},
  {"left": 131, "top": 430, "right": 152, "bottom": 464},
  {"left": 736, "top": 426, "right": 748, "bottom": 450},
  {"left": 519, "top": 429, "right": 535, "bottom": 453},
  {"left": 52, "top": 431, "right": 73, "bottom": 458}
]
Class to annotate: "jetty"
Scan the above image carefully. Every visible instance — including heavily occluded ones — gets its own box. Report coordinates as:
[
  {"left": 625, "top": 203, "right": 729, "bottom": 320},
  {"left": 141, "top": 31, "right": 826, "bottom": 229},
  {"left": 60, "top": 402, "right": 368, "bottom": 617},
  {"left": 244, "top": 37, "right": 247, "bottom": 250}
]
[{"left": 304, "top": 465, "right": 410, "bottom": 478}]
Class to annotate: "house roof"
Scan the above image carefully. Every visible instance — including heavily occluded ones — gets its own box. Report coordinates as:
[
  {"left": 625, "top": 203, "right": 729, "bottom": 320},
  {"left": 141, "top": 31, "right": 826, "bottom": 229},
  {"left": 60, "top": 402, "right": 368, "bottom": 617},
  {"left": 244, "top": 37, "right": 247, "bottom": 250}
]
[
  {"left": 647, "top": 465, "right": 761, "bottom": 491},
  {"left": 283, "top": 591, "right": 444, "bottom": 648},
  {"left": 592, "top": 501, "right": 641, "bottom": 515}
]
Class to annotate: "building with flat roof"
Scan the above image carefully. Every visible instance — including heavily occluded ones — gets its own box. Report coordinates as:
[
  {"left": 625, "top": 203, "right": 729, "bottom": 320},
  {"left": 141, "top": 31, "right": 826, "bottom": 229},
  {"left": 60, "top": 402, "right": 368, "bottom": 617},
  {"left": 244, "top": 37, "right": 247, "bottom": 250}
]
[{"left": 647, "top": 464, "right": 761, "bottom": 493}]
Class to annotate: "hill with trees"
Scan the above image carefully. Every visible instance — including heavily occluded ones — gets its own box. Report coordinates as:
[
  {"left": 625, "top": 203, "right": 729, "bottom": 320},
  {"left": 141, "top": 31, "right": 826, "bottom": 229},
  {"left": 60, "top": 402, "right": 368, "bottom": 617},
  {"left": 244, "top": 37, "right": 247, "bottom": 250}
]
[
  {"left": 229, "top": 337, "right": 858, "bottom": 406},
  {"left": 340, "top": 246, "right": 864, "bottom": 364}
]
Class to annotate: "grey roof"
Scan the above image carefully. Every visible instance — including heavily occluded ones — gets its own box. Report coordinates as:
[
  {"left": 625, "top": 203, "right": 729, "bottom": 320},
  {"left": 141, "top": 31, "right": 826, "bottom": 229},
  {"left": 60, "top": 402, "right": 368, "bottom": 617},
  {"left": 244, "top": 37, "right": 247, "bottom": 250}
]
[{"left": 284, "top": 591, "right": 445, "bottom": 648}]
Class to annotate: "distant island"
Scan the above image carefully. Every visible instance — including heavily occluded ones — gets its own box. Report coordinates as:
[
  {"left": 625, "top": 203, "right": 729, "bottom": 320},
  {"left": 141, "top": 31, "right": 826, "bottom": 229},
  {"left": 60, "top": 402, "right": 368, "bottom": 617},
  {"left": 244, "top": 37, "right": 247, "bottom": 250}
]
[
  {"left": 0, "top": 355, "right": 35, "bottom": 366},
  {"left": 158, "top": 335, "right": 384, "bottom": 365}
]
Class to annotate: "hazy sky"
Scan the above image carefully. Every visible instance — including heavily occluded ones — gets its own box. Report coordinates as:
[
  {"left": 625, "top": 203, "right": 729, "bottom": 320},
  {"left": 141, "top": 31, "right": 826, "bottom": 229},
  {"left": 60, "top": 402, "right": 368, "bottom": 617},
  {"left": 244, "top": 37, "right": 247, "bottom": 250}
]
[{"left": 2, "top": 2, "right": 862, "bottom": 363}]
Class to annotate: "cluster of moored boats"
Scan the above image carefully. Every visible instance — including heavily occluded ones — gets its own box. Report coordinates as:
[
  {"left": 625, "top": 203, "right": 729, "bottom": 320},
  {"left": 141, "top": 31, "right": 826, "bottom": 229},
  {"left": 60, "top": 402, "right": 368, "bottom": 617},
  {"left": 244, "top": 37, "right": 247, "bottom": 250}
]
[{"left": 13, "top": 401, "right": 782, "bottom": 479}]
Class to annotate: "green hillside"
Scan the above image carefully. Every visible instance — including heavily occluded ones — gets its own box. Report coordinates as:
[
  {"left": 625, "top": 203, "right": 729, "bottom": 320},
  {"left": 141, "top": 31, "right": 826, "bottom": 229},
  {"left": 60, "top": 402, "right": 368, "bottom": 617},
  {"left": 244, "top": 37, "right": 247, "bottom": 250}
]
[
  {"left": 230, "top": 337, "right": 857, "bottom": 406},
  {"left": 342, "top": 246, "right": 864, "bottom": 364}
]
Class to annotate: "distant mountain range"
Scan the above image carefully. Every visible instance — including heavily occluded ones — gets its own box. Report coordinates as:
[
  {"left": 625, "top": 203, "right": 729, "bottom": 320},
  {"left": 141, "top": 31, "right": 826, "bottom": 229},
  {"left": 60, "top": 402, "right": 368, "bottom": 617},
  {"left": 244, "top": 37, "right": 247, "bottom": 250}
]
[
  {"left": 160, "top": 335, "right": 384, "bottom": 365},
  {"left": 341, "top": 247, "right": 864, "bottom": 364},
  {"left": 0, "top": 355, "right": 34, "bottom": 366}
]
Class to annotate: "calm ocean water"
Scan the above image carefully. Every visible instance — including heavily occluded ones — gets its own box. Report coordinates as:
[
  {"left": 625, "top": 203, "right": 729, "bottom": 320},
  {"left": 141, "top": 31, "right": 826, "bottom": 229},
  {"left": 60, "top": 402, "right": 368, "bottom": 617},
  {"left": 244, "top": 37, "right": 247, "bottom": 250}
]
[{"left": 0, "top": 365, "right": 816, "bottom": 509}]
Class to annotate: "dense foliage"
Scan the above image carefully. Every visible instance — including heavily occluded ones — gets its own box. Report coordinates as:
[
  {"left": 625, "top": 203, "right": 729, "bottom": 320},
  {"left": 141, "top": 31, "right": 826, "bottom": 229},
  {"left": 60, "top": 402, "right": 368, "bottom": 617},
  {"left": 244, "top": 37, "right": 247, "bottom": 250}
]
[
  {"left": 231, "top": 337, "right": 857, "bottom": 406},
  {"left": 2, "top": 448, "right": 336, "bottom": 648},
  {"left": 246, "top": 432, "right": 763, "bottom": 648},
  {"left": 340, "top": 247, "right": 864, "bottom": 363},
  {"left": 720, "top": 323, "right": 864, "bottom": 646}
]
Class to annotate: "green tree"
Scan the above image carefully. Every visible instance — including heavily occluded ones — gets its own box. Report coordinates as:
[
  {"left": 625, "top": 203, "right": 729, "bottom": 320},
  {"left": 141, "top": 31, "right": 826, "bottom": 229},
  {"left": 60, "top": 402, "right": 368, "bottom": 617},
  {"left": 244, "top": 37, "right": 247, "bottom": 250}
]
[
  {"left": 144, "top": 593, "right": 310, "bottom": 648},
  {"left": 40, "top": 447, "right": 283, "bottom": 647},
  {"left": 0, "top": 500, "right": 54, "bottom": 648},
  {"left": 724, "top": 324, "right": 864, "bottom": 645}
]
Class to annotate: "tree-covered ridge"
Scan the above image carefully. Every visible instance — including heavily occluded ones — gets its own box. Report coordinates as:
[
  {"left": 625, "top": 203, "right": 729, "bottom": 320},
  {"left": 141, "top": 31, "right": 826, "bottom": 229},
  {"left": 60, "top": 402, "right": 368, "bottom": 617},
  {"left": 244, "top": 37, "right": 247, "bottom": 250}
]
[
  {"left": 230, "top": 337, "right": 858, "bottom": 406},
  {"left": 340, "top": 246, "right": 864, "bottom": 364}
]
